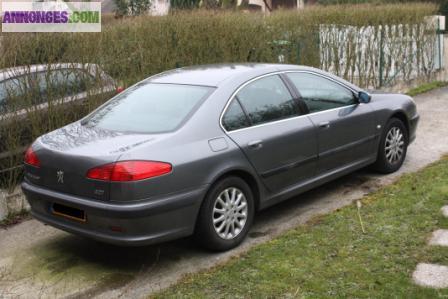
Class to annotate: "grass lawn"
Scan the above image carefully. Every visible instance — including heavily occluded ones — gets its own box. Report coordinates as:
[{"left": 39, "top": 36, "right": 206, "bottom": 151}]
[
  {"left": 406, "top": 81, "right": 448, "bottom": 97},
  {"left": 154, "top": 157, "right": 448, "bottom": 298}
]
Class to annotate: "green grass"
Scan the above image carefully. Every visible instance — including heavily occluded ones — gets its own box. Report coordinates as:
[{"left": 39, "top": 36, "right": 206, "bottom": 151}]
[
  {"left": 154, "top": 157, "right": 448, "bottom": 298},
  {"left": 406, "top": 81, "right": 448, "bottom": 97}
]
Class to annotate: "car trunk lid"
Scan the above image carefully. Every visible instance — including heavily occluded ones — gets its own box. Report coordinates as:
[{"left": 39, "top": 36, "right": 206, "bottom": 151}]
[{"left": 31, "top": 122, "right": 157, "bottom": 201}]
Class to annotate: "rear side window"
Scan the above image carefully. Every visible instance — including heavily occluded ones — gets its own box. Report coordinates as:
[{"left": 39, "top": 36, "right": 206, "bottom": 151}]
[
  {"left": 236, "top": 75, "right": 297, "bottom": 126},
  {"left": 222, "top": 100, "right": 251, "bottom": 131},
  {"left": 85, "top": 83, "right": 213, "bottom": 133}
]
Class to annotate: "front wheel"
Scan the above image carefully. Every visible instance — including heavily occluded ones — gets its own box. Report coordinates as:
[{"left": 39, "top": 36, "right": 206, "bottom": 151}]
[
  {"left": 373, "top": 118, "right": 408, "bottom": 174},
  {"left": 195, "top": 176, "right": 254, "bottom": 251}
]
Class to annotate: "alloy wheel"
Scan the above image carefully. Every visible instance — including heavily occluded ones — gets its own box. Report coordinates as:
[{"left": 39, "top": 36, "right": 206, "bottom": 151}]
[
  {"left": 385, "top": 126, "right": 405, "bottom": 164},
  {"left": 212, "top": 187, "right": 248, "bottom": 240}
]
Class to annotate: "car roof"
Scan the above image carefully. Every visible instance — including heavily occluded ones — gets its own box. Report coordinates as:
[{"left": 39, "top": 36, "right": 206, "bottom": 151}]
[{"left": 148, "top": 63, "right": 319, "bottom": 87}]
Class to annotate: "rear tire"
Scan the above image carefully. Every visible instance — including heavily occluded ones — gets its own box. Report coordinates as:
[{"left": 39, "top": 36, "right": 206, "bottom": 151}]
[
  {"left": 195, "top": 176, "right": 254, "bottom": 251},
  {"left": 373, "top": 118, "right": 408, "bottom": 174}
]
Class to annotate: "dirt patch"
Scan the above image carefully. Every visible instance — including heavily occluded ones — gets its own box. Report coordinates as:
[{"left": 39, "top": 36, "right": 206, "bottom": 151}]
[{"left": 66, "top": 273, "right": 135, "bottom": 299}]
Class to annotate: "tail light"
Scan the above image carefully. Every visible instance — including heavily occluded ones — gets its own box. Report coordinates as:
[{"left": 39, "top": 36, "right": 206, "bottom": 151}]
[
  {"left": 24, "top": 147, "right": 41, "bottom": 168},
  {"left": 86, "top": 161, "right": 172, "bottom": 182}
]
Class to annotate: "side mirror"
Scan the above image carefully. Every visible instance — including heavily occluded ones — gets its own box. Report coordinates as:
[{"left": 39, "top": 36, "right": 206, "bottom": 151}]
[{"left": 358, "top": 91, "right": 371, "bottom": 104}]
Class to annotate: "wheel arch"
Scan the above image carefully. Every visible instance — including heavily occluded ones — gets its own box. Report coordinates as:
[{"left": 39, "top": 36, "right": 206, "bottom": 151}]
[
  {"left": 390, "top": 111, "right": 409, "bottom": 136},
  {"left": 192, "top": 167, "right": 262, "bottom": 236},
  {"left": 208, "top": 169, "right": 262, "bottom": 212}
]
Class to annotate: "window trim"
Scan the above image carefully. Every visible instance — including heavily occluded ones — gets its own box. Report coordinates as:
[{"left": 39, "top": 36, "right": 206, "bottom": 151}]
[{"left": 219, "top": 70, "right": 362, "bottom": 134}]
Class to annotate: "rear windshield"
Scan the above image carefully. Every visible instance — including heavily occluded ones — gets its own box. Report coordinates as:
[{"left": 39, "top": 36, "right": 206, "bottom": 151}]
[{"left": 84, "top": 83, "right": 213, "bottom": 133}]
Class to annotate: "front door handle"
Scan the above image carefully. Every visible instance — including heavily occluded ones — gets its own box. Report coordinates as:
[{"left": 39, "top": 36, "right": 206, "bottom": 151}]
[
  {"left": 248, "top": 140, "right": 263, "bottom": 150},
  {"left": 319, "top": 121, "right": 330, "bottom": 129}
]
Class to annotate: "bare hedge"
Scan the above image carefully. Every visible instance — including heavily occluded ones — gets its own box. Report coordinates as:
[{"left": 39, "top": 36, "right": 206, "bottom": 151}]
[
  {"left": 0, "top": 3, "right": 438, "bottom": 190},
  {"left": 0, "top": 4, "right": 437, "bottom": 84}
]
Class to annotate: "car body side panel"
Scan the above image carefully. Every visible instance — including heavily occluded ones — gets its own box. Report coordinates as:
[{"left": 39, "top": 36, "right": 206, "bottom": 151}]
[
  {"left": 306, "top": 104, "right": 377, "bottom": 174},
  {"left": 369, "top": 93, "right": 419, "bottom": 149},
  {"left": 112, "top": 134, "right": 263, "bottom": 203},
  {"left": 226, "top": 117, "right": 318, "bottom": 193},
  {"left": 260, "top": 151, "right": 376, "bottom": 210}
]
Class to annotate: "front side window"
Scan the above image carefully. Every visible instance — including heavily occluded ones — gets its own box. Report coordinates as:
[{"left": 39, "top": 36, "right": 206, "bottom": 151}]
[
  {"left": 84, "top": 83, "right": 213, "bottom": 133},
  {"left": 236, "top": 75, "right": 297, "bottom": 126},
  {"left": 286, "top": 72, "right": 356, "bottom": 113}
]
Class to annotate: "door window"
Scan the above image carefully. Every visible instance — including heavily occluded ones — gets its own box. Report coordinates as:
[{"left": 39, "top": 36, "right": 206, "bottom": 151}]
[
  {"left": 286, "top": 72, "right": 356, "bottom": 113},
  {"left": 236, "top": 75, "right": 298, "bottom": 126}
]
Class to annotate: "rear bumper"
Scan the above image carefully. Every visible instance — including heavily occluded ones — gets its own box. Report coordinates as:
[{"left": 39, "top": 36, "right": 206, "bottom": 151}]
[{"left": 22, "top": 181, "right": 208, "bottom": 246}]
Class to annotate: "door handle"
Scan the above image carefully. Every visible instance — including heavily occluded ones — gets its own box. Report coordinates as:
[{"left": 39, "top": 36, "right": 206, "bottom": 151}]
[
  {"left": 248, "top": 140, "right": 263, "bottom": 150},
  {"left": 319, "top": 121, "right": 330, "bottom": 129}
]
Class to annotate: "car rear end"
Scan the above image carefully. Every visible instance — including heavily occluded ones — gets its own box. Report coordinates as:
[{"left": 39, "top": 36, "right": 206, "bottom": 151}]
[
  {"left": 21, "top": 82, "right": 214, "bottom": 245},
  {"left": 22, "top": 126, "right": 209, "bottom": 245}
]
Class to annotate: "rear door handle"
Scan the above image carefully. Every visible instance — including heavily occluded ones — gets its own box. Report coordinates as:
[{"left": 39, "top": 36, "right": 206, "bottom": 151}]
[
  {"left": 248, "top": 140, "right": 263, "bottom": 150},
  {"left": 319, "top": 121, "right": 330, "bottom": 129}
]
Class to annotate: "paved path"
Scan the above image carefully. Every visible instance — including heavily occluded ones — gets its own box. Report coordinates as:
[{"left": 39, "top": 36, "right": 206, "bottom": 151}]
[
  {"left": 413, "top": 206, "right": 448, "bottom": 289},
  {"left": 1, "top": 88, "right": 448, "bottom": 298},
  {"left": 413, "top": 264, "right": 448, "bottom": 289}
]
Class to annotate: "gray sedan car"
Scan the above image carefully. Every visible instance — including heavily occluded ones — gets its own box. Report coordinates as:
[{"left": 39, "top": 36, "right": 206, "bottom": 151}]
[{"left": 22, "top": 64, "right": 419, "bottom": 251}]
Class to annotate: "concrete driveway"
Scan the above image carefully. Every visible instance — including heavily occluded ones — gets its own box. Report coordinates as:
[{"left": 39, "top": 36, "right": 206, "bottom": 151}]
[{"left": 1, "top": 87, "right": 448, "bottom": 298}]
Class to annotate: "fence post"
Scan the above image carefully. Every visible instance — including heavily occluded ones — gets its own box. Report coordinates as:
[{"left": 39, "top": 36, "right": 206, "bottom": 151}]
[
  {"left": 379, "top": 26, "right": 384, "bottom": 88},
  {"left": 444, "top": 35, "right": 448, "bottom": 81},
  {"left": 0, "top": 190, "right": 7, "bottom": 222},
  {"left": 438, "top": 17, "right": 442, "bottom": 70}
]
